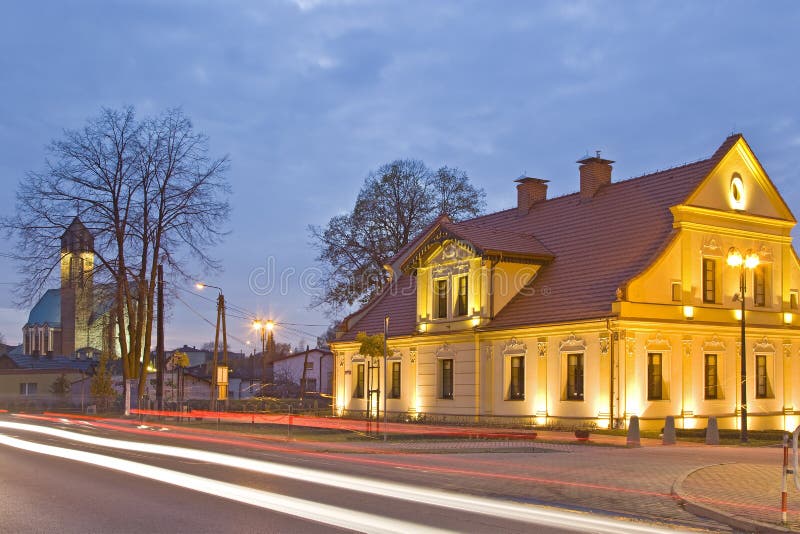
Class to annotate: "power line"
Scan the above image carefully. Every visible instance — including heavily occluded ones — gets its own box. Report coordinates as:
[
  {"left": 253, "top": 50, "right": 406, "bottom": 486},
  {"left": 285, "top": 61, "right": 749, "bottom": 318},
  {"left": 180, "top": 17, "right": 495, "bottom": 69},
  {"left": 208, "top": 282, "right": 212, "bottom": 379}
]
[
  {"left": 173, "top": 285, "right": 329, "bottom": 331},
  {"left": 173, "top": 293, "right": 250, "bottom": 347}
]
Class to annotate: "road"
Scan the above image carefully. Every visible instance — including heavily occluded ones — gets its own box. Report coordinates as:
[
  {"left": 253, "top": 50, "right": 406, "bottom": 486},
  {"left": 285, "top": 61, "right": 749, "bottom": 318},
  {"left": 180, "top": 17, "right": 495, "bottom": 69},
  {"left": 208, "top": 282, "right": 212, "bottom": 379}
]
[{"left": 0, "top": 416, "right": 697, "bottom": 534}]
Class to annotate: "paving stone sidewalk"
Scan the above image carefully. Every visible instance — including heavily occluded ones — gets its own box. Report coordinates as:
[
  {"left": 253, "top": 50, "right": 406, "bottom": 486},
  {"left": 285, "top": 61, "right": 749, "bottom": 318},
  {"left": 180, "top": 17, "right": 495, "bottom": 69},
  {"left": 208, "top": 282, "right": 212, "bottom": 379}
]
[
  {"left": 674, "top": 462, "right": 800, "bottom": 533},
  {"left": 362, "top": 430, "right": 800, "bottom": 533}
]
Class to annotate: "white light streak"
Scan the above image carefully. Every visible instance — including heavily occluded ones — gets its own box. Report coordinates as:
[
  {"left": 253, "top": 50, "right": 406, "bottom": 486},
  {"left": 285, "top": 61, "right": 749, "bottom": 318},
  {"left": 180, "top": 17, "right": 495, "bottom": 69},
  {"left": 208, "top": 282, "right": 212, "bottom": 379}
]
[
  {"left": 0, "top": 421, "right": 673, "bottom": 533},
  {"left": 0, "top": 432, "right": 440, "bottom": 534}
]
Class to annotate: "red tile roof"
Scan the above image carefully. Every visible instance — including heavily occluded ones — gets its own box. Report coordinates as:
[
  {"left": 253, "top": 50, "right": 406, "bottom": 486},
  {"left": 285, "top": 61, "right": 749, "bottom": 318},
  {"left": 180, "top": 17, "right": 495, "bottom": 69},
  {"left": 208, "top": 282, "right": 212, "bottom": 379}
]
[
  {"left": 337, "top": 135, "right": 743, "bottom": 340},
  {"left": 338, "top": 275, "right": 417, "bottom": 341}
]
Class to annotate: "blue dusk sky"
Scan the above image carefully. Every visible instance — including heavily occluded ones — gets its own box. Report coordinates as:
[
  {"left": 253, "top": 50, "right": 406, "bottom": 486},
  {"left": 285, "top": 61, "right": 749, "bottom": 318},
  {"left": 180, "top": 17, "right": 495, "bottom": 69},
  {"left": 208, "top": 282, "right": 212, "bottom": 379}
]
[{"left": 1, "top": 1, "right": 799, "bottom": 350}]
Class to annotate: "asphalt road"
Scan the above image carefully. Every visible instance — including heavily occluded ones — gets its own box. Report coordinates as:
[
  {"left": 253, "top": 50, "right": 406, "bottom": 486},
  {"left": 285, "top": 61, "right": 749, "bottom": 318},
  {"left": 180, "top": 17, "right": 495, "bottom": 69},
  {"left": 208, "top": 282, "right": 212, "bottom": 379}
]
[{"left": 0, "top": 418, "right": 683, "bottom": 534}]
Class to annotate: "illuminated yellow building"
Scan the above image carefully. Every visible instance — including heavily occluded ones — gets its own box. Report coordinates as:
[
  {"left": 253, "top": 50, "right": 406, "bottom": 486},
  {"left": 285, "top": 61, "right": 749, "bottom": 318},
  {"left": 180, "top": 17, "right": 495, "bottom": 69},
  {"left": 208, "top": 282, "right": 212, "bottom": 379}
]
[{"left": 331, "top": 135, "right": 800, "bottom": 431}]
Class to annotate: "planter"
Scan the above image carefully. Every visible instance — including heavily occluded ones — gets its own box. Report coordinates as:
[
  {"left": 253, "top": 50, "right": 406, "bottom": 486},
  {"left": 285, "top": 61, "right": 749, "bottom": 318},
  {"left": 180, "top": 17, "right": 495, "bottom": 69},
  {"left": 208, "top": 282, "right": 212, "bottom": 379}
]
[{"left": 574, "top": 429, "right": 590, "bottom": 441}]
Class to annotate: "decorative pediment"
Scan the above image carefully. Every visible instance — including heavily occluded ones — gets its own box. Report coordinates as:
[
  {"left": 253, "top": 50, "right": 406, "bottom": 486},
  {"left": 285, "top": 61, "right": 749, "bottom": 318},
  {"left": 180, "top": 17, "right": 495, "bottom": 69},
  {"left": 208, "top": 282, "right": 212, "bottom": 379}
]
[
  {"left": 757, "top": 244, "right": 774, "bottom": 263},
  {"left": 435, "top": 343, "right": 455, "bottom": 358},
  {"left": 701, "top": 236, "right": 723, "bottom": 256},
  {"left": 559, "top": 333, "right": 585, "bottom": 352},
  {"left": 753, "top": 336, "right": 775, "bottom": 353},
  {"left": 502, "top": 338, "right": 527, "bottom": 355},
  {"left": 404, "top": 229, "right": 477, "bottom": 272},
  {"left": 645, "top": 333, "right": 671, "bottom": 351},
  {"left": 703, "top": 334, "right": 726, "bottom": 352}
]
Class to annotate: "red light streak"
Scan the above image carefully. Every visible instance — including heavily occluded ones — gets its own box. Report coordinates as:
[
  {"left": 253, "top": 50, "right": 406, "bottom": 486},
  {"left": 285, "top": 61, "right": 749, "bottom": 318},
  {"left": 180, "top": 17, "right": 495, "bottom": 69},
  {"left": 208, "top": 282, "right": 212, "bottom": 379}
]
[{"left": 10, "top": 411, "right": 792, "bottom": 520}]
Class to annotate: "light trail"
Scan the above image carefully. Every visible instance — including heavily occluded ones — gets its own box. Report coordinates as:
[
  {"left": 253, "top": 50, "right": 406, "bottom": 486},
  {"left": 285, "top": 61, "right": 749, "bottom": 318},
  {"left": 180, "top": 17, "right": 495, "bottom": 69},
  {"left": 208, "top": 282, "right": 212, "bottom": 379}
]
[
  {"left": 12, "top": 413, "right": 687, "bottom": 499},
  {"left": 0, "top": 421, "right": 674, "bottom": 533},
  {"left": 0, "top": 432, "right": 438, "bottom": 534}
]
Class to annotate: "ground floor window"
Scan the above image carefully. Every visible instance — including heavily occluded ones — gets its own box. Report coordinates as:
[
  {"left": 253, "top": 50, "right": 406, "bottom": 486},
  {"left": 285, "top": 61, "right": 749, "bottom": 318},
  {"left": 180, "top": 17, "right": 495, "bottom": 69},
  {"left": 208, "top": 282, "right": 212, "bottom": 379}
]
[
  {"left": 566, "top": 353, "right": 584, "bottom": 400},
  {"left": 353, "top": 363, "right": 365, "bottom": 398},
  {"left": 755, "top": 354, "right": 771, "bottom": 399},
  {"left": 508, "top": 355, "right": 524, "bottom": 400},
  {"left": 647, "top": 352, "right": 663, "bottom": 400},
  {"left": 19, "top": 382, "right": 37, "bottom": 395},
  {"left": 390, "top": 361, "right": 401, "bottom": 398},
  {"left": 704, "top": 354, "right": 718, "bottom": 400},
  {"left": 440, "top": 359, "right": 453, "bottom": 399}
]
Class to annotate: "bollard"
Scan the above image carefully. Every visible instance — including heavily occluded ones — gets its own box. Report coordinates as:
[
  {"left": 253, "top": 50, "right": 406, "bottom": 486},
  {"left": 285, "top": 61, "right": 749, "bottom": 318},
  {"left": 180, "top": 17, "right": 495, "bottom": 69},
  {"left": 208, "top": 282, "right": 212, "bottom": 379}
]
[
  {"left": 705, "top": 416, "right": 719, "bottom": 445},
  {"left": 662, "top": 416, "right": 676, "bottom": 445},
  {"left": 782, "top": 433, "right": 789, "bottom": 525},
  {"left": 627, "top": 416, "right": 641, "bottom": 447}
]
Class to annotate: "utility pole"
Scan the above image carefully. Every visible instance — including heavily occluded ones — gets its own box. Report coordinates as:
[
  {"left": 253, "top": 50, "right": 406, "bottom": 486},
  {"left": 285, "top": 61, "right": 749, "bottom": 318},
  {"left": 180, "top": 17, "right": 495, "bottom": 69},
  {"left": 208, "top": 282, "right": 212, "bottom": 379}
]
[
  {"left": 156, "top": 264, "right": 165, "bottom": 412},
  {"left": 383, "top": 315, "right": 389, "bottom": 441},
  {"left": 201, "top": 284, "right": 226, "bottom": 411}
]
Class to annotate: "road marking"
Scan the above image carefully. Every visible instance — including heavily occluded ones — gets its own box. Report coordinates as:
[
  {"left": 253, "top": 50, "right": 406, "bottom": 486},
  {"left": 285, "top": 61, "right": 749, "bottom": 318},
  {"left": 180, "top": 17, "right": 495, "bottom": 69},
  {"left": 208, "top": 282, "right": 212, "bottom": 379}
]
[
  {"left": 0, "top": 421, "right": 674, "bottom": 533},
  {"left": 0, "top": 432, "right": 446, "bottom": 534}
]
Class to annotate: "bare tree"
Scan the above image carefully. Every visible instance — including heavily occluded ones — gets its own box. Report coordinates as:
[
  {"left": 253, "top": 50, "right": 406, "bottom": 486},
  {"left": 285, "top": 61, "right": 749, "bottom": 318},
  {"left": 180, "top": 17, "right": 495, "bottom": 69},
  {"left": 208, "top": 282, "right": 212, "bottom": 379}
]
[
  {"left": 4, "top": 106, "right": 230, "bottom": 399},
  {"left": 309, "top": 159, "right": 485, "bottom": 312}
]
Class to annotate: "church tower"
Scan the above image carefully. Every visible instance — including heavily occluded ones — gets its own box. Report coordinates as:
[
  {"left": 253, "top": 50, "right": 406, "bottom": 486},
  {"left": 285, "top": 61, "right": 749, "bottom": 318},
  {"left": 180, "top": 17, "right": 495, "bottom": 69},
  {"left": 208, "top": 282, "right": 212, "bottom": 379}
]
[{"left": 60, "top": 216, "right": 94, "bottom": 356}]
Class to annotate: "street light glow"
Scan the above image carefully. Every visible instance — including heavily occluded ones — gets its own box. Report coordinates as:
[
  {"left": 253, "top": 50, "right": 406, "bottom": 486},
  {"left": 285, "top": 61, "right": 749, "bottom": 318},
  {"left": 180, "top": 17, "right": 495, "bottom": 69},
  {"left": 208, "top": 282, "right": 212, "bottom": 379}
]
[
  {"left": 726, "top": 247, "right": 743, "bottom": 267},
  {"left": 266, "top": 320, "right": 274, "bottom": 331},
  {"left": 744, "top": 251, "right": 760, "bottom": 269}
]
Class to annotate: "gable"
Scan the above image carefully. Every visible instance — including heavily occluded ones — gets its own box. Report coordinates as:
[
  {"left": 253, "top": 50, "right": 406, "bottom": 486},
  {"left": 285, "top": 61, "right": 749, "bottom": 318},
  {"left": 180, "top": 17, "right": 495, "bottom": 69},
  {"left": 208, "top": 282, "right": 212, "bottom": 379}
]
[
  {"left": 685, "top": 136, "right": 795, "bottom": 222},
  {"left": 423, "top": 240, "right": 476, "bottom": 268}
]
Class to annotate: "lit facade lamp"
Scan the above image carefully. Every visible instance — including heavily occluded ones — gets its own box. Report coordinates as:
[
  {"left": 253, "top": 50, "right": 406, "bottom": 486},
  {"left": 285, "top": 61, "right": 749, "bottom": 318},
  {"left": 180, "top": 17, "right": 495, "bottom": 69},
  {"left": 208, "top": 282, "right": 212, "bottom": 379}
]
[{"left": 726, "top": 247, "right": 760, "bottom": 443}]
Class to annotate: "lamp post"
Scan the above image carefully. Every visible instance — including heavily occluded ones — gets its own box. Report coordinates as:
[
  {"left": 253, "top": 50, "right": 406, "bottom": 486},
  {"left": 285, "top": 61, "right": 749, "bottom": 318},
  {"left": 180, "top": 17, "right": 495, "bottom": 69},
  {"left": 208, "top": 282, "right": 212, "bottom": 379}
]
[
  {"left": 726, "top": 247, "right": 760, "bottom": 443},
  {"left": 197, "top": 283, "right": 228, "bottom": 411},
  {"left": 252, "top": 319, "right": 274, "bottom": 396}
]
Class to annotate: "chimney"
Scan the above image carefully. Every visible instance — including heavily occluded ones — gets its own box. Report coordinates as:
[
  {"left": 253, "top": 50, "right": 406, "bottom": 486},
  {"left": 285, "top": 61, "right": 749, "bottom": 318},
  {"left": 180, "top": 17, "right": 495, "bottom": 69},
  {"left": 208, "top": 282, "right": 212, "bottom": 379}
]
[
  {"left": 515, "top": 177, "right": 549, "bottom": 215},
  {"left": 577, "top": 151, "right": 614, "bottom": 199}
]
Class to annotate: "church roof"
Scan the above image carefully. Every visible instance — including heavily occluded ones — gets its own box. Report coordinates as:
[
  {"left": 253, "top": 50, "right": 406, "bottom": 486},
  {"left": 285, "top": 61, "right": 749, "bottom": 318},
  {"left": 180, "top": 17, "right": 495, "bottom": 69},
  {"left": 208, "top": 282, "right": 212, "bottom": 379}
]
[
  {"left": 26, "top": 289, "right": 61, "bottom": 327},
  {"left": 1, "top": 351, "right": 95, "bottom": 372},
  {"left": 337, "top": 134, "right": 744, "bottom": 341}
]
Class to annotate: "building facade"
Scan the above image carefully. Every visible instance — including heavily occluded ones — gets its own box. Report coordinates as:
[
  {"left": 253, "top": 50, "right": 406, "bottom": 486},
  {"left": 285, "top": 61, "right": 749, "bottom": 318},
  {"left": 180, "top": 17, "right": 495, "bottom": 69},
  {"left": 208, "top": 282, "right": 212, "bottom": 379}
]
[
  {"left": 273, "top": 348, "right": 334, "bottom": 395},
  {"left": 331, "top": 135, "right": 800, "bottom": 431}
]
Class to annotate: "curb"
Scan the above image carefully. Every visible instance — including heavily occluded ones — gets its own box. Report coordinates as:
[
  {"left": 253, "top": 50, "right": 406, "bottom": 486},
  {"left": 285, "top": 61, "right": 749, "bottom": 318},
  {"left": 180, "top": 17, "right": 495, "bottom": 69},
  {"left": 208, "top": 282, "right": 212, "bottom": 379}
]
[{"left": 672, "top": 463, "right": 794, "bottom": 534}]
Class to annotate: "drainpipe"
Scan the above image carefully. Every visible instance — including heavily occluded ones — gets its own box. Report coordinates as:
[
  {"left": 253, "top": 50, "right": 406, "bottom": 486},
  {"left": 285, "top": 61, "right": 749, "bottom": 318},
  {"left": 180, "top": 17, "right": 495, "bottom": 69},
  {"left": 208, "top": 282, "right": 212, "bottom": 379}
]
[{"left": 607, "top": 317, "right": 615, "bottom": 430}]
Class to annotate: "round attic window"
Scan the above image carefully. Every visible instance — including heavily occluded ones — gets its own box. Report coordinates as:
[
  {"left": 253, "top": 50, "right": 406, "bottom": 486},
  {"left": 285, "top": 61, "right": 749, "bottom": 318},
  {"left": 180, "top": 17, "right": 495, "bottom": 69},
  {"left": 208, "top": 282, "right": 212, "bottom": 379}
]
[{"left": 729, "top": 174, "right": 745, "bottom": 210}]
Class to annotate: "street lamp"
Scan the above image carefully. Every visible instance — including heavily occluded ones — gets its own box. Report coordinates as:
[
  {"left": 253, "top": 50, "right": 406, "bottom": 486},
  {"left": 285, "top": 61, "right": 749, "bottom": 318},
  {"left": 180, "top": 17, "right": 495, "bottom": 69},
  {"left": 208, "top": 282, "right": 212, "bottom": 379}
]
[
  {"left": 252, "top": 319, "right": 275, "bottom": 395},
  {"left": 726, "top": 247, "right": 760, "bottom": 443}
]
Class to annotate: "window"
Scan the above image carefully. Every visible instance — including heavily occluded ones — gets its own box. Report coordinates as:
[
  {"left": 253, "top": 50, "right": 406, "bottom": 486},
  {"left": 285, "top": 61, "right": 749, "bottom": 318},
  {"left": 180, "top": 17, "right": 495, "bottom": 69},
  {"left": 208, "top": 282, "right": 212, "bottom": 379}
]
[
  {"left": 304, "top": 361, "right": 314, "bottom": 370},
  {"left": 70, "top": 256, "right": 84, "bottom": 287},
  {"left": 353, "top": 363, "right": 365, "bottom": 398},
  {"left": 509, "top": 356, "right": 524, "bottom": 400},
  {"left": 301, "top": 378, "right": 317, "bottom": 392},
  {"left": 791, "top": 290, "right": 798, "bottom": 310},
  {"left": 440, "top": 359, "right": 453, "bottom": 399},
  {"left": 390, "top": 361, "right": 401, "bottom": 398},
  {"left": 19, "top": 383, "right": 37, "bottom": 395},
  {"left": 671, "top": 282, "right": 681, "bottom": 302},
  {"left": 753, "top": 266, "right": 766, "bottom": 307},
  {"left": 756, "top": 354, "right": 770, "bottom": 399},
  {"left": 647, "top": 353, "right": 663, "bottom": 400},
  {"left": 566, "top": 353, "right": 584, "bottom": 400},
  {"left": 704, "top": 354, "right": 718, "bottom": 400},
  {"left": 455, "top": 276, "right": 468, "bottom": 317},
  {"left": 434, "top": 279, "right": 448, "bottom": 319},
  {"left": 703, "top": 258, "right": 716, "bottom": 303}
]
